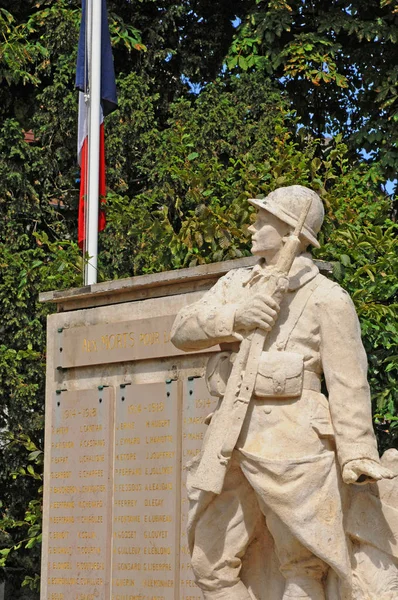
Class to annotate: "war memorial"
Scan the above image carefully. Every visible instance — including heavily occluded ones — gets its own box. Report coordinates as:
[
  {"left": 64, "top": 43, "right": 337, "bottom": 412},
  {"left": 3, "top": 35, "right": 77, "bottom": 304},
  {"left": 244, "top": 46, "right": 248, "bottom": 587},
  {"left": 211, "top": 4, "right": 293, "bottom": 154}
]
[{"left": 39, "top": 186, "right": 398, "bottom": 600}]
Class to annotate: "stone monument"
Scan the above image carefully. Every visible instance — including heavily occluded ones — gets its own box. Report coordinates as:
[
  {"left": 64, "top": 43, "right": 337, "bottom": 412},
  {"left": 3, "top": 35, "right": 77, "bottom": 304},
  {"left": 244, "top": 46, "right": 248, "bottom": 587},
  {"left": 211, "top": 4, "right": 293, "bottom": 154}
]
[{"left": 171, "top": 185, "right": 398, "bottom": 600}]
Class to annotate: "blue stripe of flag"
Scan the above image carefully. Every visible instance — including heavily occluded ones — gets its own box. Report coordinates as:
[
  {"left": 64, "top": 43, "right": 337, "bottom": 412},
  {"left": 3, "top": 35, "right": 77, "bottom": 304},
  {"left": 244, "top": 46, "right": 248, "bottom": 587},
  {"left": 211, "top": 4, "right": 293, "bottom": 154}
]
[{"left": 75, "top": 0, "right": 118, "bottom": 116}]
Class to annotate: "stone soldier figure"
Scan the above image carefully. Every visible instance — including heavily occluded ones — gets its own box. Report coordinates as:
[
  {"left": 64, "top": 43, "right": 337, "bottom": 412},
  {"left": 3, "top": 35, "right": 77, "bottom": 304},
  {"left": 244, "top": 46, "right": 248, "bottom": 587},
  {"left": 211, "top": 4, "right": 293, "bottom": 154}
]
[{"left": 171, "top": 186, "right": 394, "bottom": 600}]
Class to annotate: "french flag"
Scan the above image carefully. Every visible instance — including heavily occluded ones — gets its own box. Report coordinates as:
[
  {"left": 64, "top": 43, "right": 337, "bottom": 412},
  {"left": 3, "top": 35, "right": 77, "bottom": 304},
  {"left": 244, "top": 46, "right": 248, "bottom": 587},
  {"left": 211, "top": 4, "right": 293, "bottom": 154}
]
[{"left": 75, "top": 0, "right": 117, "bottom": 249}]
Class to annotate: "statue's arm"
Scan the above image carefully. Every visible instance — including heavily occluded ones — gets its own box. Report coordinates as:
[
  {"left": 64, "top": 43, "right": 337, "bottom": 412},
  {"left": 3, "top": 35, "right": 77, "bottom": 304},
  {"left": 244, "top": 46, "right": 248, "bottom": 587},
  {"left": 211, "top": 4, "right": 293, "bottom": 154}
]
[
  {"left": 317, "top": 284, "right": 380, "bottom": 472},
  {"left": 171, "top": 272, "right": 242, "bottom": 351}
]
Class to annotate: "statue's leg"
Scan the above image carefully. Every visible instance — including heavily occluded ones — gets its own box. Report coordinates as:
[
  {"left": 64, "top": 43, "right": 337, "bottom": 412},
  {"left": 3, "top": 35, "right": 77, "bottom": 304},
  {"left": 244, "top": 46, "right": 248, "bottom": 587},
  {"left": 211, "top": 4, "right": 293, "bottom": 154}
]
[
  {"left": 266, "top": 511, "right": 327, "bottom": 600},
  {"left": 189, "top": 456, "right": 263, "bottom": 600}
]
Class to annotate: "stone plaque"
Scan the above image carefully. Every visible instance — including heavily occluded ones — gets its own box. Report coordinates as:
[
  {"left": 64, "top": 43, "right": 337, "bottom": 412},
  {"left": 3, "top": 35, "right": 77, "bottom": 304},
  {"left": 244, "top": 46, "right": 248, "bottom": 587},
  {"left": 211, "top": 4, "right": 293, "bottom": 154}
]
[
  {"left": 45, "top": 388, "right": 114, "bottom": 600},
  {"left": 56, "top": 316, "right": 219, "bottom": 369},
  {"left": 180, "top": 378, "right": 218, "bottom": 600},
  {"left": 111, "top": 381, "right": 180, "bottom": 599}
]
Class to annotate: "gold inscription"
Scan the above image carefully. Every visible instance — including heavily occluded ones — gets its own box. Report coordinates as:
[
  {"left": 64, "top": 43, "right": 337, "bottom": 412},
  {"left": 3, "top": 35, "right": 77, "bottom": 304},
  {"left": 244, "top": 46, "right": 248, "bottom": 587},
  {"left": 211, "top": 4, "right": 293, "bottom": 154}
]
[
  {"left": 50, "top": 501, "right": 74, "bottom": 509},
  {"left": 144, "top": 498, "right": 164, "bottom": 507},
  {"left": 144, "top": 515, "right": 172, "bottom": 523},
  {"left": 146, "top": 451, "right": 174, "bottom": 460},
  {"left": 146, "top": 420, "right": 170, "bottom": 428},
  {"left": 139, "top": 331, "right": 159, "bottom": 346},
  {"left": 145, "top": 435, "right": 173, "bottom": 444},
  {"left": 78, "top": 469, "right": 104, "bottom": 478},
  {"left": 115, "top": 453, "right": 136, "bottom": 461},
  {"left": 144, "top": 530, "right": 168, "bottom": 539},
  {"left": 115, "top": 468, "right": 142, "bottom": 476},
  {"left": 78, "top": 531, "right": 96, "bottom": 539},
  {"left": 144, "top": 466, "right": 173, "bottom": 476},
  {"left": 144, "top": 483, "right": 172, "bottom": 491},
  {"left": 80, "top": 439, "right": 105, "bottom": 448},
  {"left": 79, "top": 454, "right": 104, "bottom": 463}
]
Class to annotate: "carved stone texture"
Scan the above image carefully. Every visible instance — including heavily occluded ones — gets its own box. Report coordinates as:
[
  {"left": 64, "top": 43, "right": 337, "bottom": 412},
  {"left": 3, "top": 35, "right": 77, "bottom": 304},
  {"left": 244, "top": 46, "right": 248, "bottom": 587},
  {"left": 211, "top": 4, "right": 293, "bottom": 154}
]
[{"left": 171, "top": 185, "right": 397, "bottom": 600}]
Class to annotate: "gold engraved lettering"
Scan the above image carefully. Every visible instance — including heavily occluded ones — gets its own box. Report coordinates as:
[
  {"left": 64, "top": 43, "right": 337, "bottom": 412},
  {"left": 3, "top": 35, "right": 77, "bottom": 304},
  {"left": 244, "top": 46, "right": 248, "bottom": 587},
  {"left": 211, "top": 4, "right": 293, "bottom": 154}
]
[
  {"left": 163, "top": 330, "right": 171, "bottom": 343},
  {"left": 139, "top": 331, "right": 160, "bottom": 346},
  {"left": 114, "top": 483, "right": 142, "bottom": 492},
  {"left": 114, "top": 515, "right": 141, "bottom": 523},
  {"left": 143, "top": 577, "right": 173, "bottom": 586},
  {"left": 145, "top": 435, "right": 173, "bottom": 444},
  {"left": 48, "top": 547, "right": 72, "bottom": 556},
  {"left": 76, "top": 562, "right": 104, "bottom": 571},
  {"left": 50, "top": 531, "right": 69, "bottom": 540},
  {"left": 118, "top": 437, "right": 140, "bottom": 446},
  {"left": 148, "top": 402, "right": 164, "bottom": 413},
  {"left": 47, "top": 577, "right": 103, "bottom": 585},
  {"left": 195, "top": 398, "right": 213, "bottom": 409},
  {"left": 52, "top": 485, "right": 77, "bottom": 494},
  {"left": 51, "top": 471, "right": 72, "bottom": 479},
  {"left": 143, "top": 563, "right": 172, "bottom": 572},
  {"left": 52, "top": 441, "right": 74, "bottom": 449},
  {"left": 50, "top": 501, "right": 74, "bottom": 509},
  {"left": 78, "top": 531, "right": 96, "bottom": 539},
  {"left": 115, "top": 453, "right": 136, "bottom": 461},
  {"left": 76, "top": 546, "right": 101, "bottom": 555},
  {"left": 50, "top": 594, "right": 64, "bottom": 600},
  {"left": 115, "top": 547, "right": 141, "bottom": 555},
  {"left": 183, "top": 432, "right": 204, "bottom": 441},
  {"left": 113, "top": 530, "right": 137, "bottom": 539},
  {"left": 146, "top": 451, "right": 174, "bottom": 460},
  {"left": 144, "top": 498, "right": 164, "bottom": 507},
  {"left": 79, "top": 439, "right": 105, "bottom": 448},
  {"left": 144, "top": 530, "right": 168, "bottom": 539},
  {"left": 115, "top": 468, "right": 142, "bottom": 476},
  {"left": 114, "top": 499, "right": 137, "bottom": 508},
  {"left": 78, "top": 469, "right": 104, "bottom": 478},
  {"left": 82, "top": 339, "right": 97, "bottom": 353},
  {"left": 76, "top": 515, "right": 103, "bottom": 524},
  {"left": 79, "top": 454, "right": 104, "bottom": 464},
  {"left": 80, "top": 424, "right": 102, "bottom": 433},
  {"left": 144, "top": 466, "right": 173, "bottom": 476},
  {"left": 144, "top": 483, "right": 172, "bottom": 491},
  {"left": 81, "top": 408, "right": 97, "bottom": 418},
  {"left": 146, "top": 420, "right": 170, "bottom": 428},
  {"left": 51, "top": 561, "right": 72, "bottom": 570},
  {"left": 78, "top": 500, "right": 103, "bottom": 509},
  {"left": 127, "top": 404, "right": 141, "bottom": 414},
  {"left": 144, "top": 515, "right": 172, "bottom": 523},
  {"left": 80, "top": 484, "right": 106, "bottom": 493},
  {"left": 120, "top": 421, "right": 135, "bottom": 430},
  {"left": 184, "top": 416, "right": 206, "bottom": 425},
  {"left": 52, "top": 456, "right": 68, "bottom": 464},
  {"left": 114, "top": 562, "right": 141, "bottom": 571},
  {"left": 112, "top": 578, "right": 136, "bottom": 586},
  {"left": 51, "top": 426, "right": 68, "bottom": 435},
  {"left": 50, "top": 516, "right": 74, "bottom": 524}
]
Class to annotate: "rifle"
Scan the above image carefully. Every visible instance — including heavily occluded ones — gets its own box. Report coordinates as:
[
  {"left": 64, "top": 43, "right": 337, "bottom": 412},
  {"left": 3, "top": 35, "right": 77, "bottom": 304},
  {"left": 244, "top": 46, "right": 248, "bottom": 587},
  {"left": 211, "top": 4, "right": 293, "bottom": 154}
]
[{"left": 191, "top": 198, "right": 312, "bottom": 494}]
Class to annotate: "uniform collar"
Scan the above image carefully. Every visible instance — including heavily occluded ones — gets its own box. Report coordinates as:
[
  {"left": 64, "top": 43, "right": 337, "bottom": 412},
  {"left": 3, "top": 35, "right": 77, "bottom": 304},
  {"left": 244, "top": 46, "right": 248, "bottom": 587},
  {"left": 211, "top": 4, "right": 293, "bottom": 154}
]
[{"left": 244, "top": 254, "right": 319, "bottom": 291}]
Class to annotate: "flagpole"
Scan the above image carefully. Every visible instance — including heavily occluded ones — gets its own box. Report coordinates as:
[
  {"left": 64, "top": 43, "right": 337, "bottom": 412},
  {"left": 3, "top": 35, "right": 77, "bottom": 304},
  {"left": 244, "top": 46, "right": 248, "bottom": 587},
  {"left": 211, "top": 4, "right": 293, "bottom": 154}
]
[{"left": 85, "top": 0, "right": 102, "bottom": 285}]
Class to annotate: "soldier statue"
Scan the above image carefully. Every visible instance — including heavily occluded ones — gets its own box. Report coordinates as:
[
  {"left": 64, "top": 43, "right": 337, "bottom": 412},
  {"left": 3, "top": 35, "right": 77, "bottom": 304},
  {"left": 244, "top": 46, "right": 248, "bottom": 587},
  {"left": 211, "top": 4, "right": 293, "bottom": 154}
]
[{"left": 171, "top": 186, "right": 396, "bottom": 600}]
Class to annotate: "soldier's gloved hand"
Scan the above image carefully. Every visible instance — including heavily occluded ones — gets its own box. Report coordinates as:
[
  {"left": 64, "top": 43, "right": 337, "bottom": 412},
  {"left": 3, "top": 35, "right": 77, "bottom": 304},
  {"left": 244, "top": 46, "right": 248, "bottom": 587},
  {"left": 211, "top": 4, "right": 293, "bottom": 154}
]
[
  {"left": 234, "top": 293, "right": 280, "bottom": 333},
  {"left": 342, "top": 458, "right": 396, "bottom": 485}
]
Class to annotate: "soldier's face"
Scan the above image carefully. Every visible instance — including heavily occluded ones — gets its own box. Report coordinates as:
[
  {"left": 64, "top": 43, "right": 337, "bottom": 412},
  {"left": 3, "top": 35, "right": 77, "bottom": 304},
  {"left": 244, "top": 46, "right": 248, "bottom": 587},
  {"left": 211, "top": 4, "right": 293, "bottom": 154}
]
[{"left": 248, "top": 209, "right": 290, "bottom": 256}]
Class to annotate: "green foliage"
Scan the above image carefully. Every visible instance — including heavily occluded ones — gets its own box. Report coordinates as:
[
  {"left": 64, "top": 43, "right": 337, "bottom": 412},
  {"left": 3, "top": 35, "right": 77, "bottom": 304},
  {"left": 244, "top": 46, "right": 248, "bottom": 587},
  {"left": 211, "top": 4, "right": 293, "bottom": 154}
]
[{"left": 226, "top": 0, "right": 398, "bottom": 179}]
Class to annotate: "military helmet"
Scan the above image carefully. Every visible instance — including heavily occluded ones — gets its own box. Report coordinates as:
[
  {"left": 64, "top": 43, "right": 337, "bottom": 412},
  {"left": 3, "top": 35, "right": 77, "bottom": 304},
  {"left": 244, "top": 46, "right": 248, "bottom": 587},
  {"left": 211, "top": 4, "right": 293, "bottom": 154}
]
[{"left": 248, "top": 185, "right": 324, "bottom": 248}]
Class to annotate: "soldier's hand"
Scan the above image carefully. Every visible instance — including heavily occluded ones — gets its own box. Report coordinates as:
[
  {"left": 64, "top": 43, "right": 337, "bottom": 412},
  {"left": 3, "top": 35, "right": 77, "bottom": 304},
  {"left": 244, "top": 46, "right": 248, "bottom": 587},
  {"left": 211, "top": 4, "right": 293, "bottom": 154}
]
[
  {"left": 234, "top": 294, "right": 280, "bottom": 333},
  {"left": 342, "top": 458, "right": 396, "bottom": 485}
]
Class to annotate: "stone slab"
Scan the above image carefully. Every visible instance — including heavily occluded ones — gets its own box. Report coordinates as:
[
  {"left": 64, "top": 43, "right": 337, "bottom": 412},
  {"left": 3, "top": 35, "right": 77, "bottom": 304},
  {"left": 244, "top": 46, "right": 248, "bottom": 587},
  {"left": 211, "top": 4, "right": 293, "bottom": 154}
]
[
  {"left": 111, "top": 381, "right": 181, "bottom": 599},
  {"left": 180, "top": 377, "right": 218, "bottom": 600},
  {"left": 56, "top": 316, "right": 218, "bottom": 369},
  {"left": 44, "top": 388, "right": 114, "bottom": 600}
]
